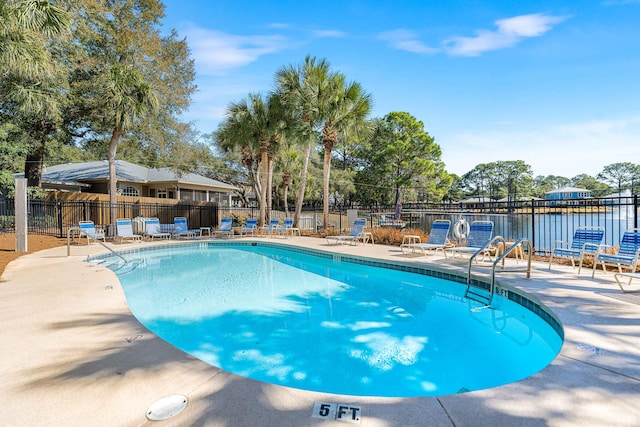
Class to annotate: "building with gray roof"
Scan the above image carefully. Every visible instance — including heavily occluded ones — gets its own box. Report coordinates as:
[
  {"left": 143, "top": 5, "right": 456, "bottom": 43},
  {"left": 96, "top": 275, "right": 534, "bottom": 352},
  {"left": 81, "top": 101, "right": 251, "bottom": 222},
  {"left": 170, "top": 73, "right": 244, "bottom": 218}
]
[{"left": 30, "top": 160, "right": 238, "bottom": 206}]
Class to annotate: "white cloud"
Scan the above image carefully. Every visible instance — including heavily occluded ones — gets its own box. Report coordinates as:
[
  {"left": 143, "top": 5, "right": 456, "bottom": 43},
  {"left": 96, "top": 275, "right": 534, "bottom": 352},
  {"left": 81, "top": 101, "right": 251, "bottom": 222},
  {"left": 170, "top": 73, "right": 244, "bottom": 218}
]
[
  {"left": 602, "top": 0, "right": 640, "bottom": 4},
  {"left": 446, "top": 13, "right": 569, "bottom": 56},
  {"left": 377, "top": 29, "right": 439, "bottom": 54},
  {"left": 265, "top": 22, "right": 291, "bottom": 29},
  {"left": 440, "top": 116, "right": 640, "bottom": 177},
  {"left": 311, "top": 29, "right": 347, "bottom": 38},
  {"left": 184, "top": 27, "right": 290, "bottom": 75}
]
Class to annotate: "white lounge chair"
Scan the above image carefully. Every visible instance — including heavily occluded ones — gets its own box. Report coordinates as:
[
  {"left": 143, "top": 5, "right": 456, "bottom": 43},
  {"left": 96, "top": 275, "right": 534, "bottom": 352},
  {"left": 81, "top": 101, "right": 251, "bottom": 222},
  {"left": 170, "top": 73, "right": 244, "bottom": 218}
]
[
  {"left": 78, "top": 220, "right": 106, "bottom": 245},
  {"left": 261, "top": 218, "right": 281, "bottom": 237},
  {"left": 592, "top": 228, "right": 640, "bottom": 277},
  {"left": 325, "top": 218, "right": 367, "bottom": 246},
  {"left": 144, "top": 218, "right": 171, "bottom": 240},
  {"left": 549, "top": 226, "right": 604, "bottom": 273},
  {"left": 447, "top": 221, "right": 494, "bottom": 259},
  {"left": 213, "top": 217, "right": 233, "bottom": 238},
  {"left": 274, "top": 218, "right": 300, "bottom": 237},
  {"left": 283, "top": 218, "right": 300, "bottom": 236},
  {"left": 116, "top": 218, "right": 142, "bottom": 243},
  {"left": 173, "top": 217, "right": 201, "bottom": 238},
  {"left": 239, "top": 218, "right": 257, "bottom": 237},
  {"left": 401, "top": 220, "right": 451, "bottom": 258}
]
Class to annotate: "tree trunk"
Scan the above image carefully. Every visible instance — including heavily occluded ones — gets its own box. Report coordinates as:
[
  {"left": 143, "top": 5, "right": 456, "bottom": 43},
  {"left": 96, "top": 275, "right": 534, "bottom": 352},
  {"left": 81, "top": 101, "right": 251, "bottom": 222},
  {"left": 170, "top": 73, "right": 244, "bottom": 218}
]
[
  {"left": 259, "top": 145, "right": 269, "bottom": 225},
  {"left": 322, "top": 125, "right": 338, "bottom": 230},
  {"left": 283, "top": 173, "right": 291, "bottom": 216},
  {"left": 108, "top": 127, "right": 123, "bottom": 231},
  {"left": 24, "top": 150, "right": 44, "bottom": 188},
  {"left": 322, "top": 145, "right": 332, "bottom": 230},
  {"left": 24, "top": 121, "right": 52, "bottom": 187},
  {"left": 267, "top": 154, "right": 274, "bottom": 221},
  {"left": 242, "top": 145, "right": 263, "bottom": 224},
  {"left": 293, "top": 138, "right": 311, "bottom": 227}
]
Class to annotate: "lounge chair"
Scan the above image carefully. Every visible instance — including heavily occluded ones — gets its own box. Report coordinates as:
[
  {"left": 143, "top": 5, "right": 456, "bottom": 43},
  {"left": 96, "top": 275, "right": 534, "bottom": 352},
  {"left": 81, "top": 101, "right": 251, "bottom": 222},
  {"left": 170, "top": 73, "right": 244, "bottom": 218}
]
[
  {"left": 173, "top": 217, "right": 201, "bottom": 238},
  {"left": 592, "top": 228, "right": 640, "bottom": 277},
  {"left": 78, "top": 220, "right": 106, "bottom": 245},
  {"left": 239, "top": 218, "right": 258, "bottom": 237},
  {"left": 144, "top": 218, "right": 171, "bottom": 240},
  {"left": 401, "top": 220, "right": 451, "bottom": 258},
  {"left": 261, "top": 218, "right": 281, "bottom": 237},
  {"left": 549, "top": 226, "right": 604, "bottom": 273},
  {"left": 325, "top": 218, "right": 367, "bottom": 246},
  {"left": 116, "top": 218, "right": 142, "bottom": 243},
  {"left": 446, "top": 221, "right": 494, "bottom": 259},
  {"left": 613, "top": 272, "right": 640, "bottom": 293},
  {"left": 279, "top": 218, "right": 300, "bottom": 237},
  {"left": 212, "top": 217, "right": 233, "bottom": 238}
]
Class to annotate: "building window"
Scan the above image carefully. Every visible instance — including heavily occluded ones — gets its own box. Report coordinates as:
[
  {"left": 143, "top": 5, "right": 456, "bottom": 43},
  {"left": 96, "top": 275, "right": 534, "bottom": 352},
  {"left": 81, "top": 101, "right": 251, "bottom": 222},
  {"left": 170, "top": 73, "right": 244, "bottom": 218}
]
[
  {"left": 157, "top": 188, "right": 168, "bottom": 199},
  {"left": 119, "top": 185, "right": 139, "bottom": 196}
]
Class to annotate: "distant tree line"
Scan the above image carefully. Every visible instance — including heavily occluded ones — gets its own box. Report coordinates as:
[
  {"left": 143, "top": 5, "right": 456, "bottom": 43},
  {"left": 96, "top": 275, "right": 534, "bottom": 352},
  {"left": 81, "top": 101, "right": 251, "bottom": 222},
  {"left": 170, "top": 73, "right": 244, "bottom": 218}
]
[{"left": 454, "top": 161, "right": 640, "bottom": 201}]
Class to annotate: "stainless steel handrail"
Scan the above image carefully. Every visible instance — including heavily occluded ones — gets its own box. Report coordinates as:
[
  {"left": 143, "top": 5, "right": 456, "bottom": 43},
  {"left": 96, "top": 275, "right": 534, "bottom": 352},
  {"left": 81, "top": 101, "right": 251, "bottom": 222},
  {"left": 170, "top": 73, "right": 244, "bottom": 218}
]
[
  {"left": 488, "top": 238, "right": 533, "bottom": 305},
  {"left": 467, "top": 235, "right": 507, "bottom": 284},
  {"left": 67, "top": 227, "right": 128, "bottom": 264}
]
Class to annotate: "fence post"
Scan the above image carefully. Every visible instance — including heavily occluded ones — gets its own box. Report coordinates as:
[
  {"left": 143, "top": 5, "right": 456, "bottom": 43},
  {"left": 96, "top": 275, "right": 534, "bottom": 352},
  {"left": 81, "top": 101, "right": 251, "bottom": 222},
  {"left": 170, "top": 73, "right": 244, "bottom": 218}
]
[
  {"left": 530, "top": 201, "right": 536, "bottom": 251},
  {"left": 57, "top": 201, "right": 63, "bottom": 238},
  {"left": 635, "top": 194, "right": 638, "bottom": 229},
  {"left": 15, "top": 178, "right": 27, "bottom": 252}
]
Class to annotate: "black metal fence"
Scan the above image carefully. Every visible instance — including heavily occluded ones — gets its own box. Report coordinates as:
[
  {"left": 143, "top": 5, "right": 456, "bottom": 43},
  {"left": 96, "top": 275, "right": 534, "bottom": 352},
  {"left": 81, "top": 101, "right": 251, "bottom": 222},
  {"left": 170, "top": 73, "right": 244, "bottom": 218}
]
[
  {"left": 222, "top": 196, "right": 639, "bottom": 255},
  {"left": 402, "top": 196, "right": 639, "bottom": 254},
  {"left": 0, "top": 198, "right": 219, "bottom": 238},
  {"left": 2, "top": 196, "right": 638, "bottom": 254},
  {"left": 340, "top": 196, "right": 639, "bottom": 255}
]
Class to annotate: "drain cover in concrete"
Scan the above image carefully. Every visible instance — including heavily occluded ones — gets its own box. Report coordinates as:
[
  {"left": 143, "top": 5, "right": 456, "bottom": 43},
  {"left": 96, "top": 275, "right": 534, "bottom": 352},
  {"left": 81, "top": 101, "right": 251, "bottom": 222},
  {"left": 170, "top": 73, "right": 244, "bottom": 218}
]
[{"left": 146, "top": 395, "right": 188, "bottom": 421}]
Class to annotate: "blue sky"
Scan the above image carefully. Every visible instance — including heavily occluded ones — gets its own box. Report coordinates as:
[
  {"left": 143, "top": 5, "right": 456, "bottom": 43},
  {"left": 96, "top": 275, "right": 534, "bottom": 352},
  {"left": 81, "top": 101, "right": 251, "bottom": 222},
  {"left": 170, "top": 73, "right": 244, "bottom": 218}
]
[{"left": 161, "top": 0, "right": 640, "bottom": 179}]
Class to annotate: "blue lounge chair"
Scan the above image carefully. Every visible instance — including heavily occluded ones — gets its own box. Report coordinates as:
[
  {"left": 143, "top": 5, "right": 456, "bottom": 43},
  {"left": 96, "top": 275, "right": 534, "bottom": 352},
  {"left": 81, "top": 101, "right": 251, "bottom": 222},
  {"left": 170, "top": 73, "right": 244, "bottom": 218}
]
[
  {"left": 239, "top": 218, "right": 257, "bottom": 237},
  {"left": 173, "top": 217, "right": 201, "bottom": 238},
  {"left": 325, "top": 218, "right": 367, "bottom": 246},
  {"left": 592, "top": 228, "right": 640, "bottom": 278},
  {"left": 446, "top": 221, "right": 494, "bottom": 259},
  {"left": 116, "top": 218, "right": 142, "bottom": 243},
  {"left": 401, "top": 220, "right": 451, "bottom": 258},
  {"left": 213, "top": 217, "right": 233, "bottom": 238},
  {"left": 261, "top": 218, "right": 281, "bottom": 236},
  {"left": 78, "top": 220, "right": 106, "bottom": 245},
  {"left": 277, "top": 218, "right": 300, "bottom": 237},
  {"left": 144, "top": 218, "right": 171, "bottom": 240},
  {"left": 549, "top": 226, "right": 604, "bottom": 273}
]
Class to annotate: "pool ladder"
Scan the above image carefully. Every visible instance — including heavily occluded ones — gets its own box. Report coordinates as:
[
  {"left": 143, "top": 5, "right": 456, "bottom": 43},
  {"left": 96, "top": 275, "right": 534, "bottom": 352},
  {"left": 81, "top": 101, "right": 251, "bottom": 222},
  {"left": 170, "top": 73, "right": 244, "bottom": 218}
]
[
  {"left": 465, "top": 237, "right": 533, "bottom": 307},
  {"left": 67, "top": 227, "right": 139, "bottom": 274}
]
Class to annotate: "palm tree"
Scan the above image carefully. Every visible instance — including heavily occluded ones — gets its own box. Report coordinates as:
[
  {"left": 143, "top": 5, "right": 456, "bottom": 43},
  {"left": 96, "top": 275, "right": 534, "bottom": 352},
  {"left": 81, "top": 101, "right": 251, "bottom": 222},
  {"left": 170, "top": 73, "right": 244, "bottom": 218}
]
[
  {"left": 100, "top": 64, "right": 158, "bottom": 224},
  {"left": 0, "top": 0, "right": 69, "bottom": 98},
  {"left": 277, "top": 56, "right": 372, "bottom": 228},
  {"left": 217, "top": 92, "right": 286, "bottom": 225},
  {"left": 276, "top": 56, "right": 330, "bottom": 227},
  {"left": 215, "top": 113, "right": 261, "bottom": 208},
  {"left": 0, "top": 0, "right": 70, "bottom": 186},
  {"left": 274, "top": 137, "right": 302, "bottom": 216},
  {"left": 317, "top": 77, "right": 372, "bottom": 228}
]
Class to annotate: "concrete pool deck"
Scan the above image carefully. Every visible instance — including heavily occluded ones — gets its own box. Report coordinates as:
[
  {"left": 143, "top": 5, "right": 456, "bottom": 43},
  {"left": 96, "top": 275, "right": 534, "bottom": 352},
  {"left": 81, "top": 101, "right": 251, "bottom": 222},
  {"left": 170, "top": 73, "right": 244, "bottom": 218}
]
[{"left": 1, "top": 236, "right": 639, "bottom": 427}]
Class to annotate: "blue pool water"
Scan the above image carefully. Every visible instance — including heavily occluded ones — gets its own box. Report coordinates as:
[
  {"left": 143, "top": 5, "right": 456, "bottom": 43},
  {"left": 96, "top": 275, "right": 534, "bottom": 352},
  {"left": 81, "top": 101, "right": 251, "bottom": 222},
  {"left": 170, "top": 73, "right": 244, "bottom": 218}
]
[{"left": 105, "top": 243, "right": 563, "bottom": 397}]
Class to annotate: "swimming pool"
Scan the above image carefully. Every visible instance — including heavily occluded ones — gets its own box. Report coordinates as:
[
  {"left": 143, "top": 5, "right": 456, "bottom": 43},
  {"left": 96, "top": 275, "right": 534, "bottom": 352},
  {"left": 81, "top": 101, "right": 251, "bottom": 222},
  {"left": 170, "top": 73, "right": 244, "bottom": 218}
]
[{"left": 99, "top": 242, "right": 563, "bottom": 398}]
